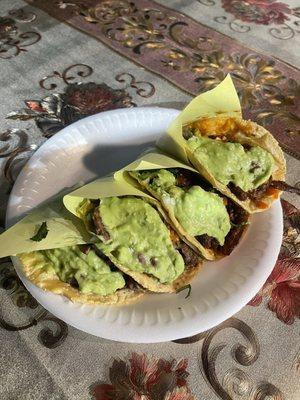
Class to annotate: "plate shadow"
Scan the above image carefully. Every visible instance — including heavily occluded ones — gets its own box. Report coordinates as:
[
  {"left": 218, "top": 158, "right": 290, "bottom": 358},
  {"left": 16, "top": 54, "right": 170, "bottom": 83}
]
[{"left": 82, "top": 142, "right": 155, "bottom": 176}]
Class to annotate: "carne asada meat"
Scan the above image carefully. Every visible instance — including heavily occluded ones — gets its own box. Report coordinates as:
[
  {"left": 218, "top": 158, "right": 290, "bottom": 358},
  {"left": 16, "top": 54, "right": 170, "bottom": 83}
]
[
  {"left": 172, "top": 168, "right": 212, "bottom": 192},
  {"left": 228, "top": 179, "right": 273, "bottom": 202},
  {"left": 79, "top": 244, "right": 91, "bottom": 255},
  {"left": 169, "top": 226, "right": 201, "bottom": 268},
  {"left": 270, "top": 181, "right": 300, "bottom": 195},
  {"left": 68, "top": 276, "right": 79, "bottom": 289},
  {"left": 125, "top": 275, "right": 147, "bottom": 291},
  {"left": 197, "top": 199, "right": 249, "bottom": 256},
  {"left": 179, "top": 242, "right": 201, "bottom": 266},
  {"left": 228, "top": 179, "right": 299, "bottom": 204},
  {"left": 169, "top": 169, "right": 250, "bottom": 257},
  {"left": 247, "top": 179, "right": 274, "bottom": 201},
  {"left": 182, "top": 126, "right": 194, "bottom": 140},
  {"left": 172, "top": 169, "right": 196, "bottom": 189},
  {"left": 219, "top": 225, "right": 246, "bottom": 256},
  {"left": 228, "top": 182, "right": 248, "bottom": 201},
  {"left": 226, "top": 199, "right": 249, "bottom": 225},
  {"left": 92, "top": 208, "right": 110, "bottom": 241},
  {"left": 196, "top": 234, "right": 218, "bottom": 250}
]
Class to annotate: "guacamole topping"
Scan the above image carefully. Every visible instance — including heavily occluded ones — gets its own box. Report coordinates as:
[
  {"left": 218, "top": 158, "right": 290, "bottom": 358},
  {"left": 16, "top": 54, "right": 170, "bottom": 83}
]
[
  {"left": 41, "top": 246, "right": 125, "bottom": 296},
  {"left": 132, "top": 169, "right": 231, "bottom": 246},
  {"left": 95, "top": 197, "right": 184, "bottom": 284},
  {"left": 186, "top": 136, "right": 274, "bottom": 191}
]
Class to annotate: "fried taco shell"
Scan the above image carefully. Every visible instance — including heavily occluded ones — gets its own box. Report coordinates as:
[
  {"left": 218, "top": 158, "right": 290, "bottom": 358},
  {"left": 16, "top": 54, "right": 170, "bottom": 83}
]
[
  {"left": 76, "top": 196, "right": 202, "bottom": 293},
  {"left": 129, "top": 167, "right": 249, "bottom": 260},
  {"left": 182, "top": 115, "right": 286, "bottom": 213},
  {"left": 18, "top": 246, "right": 144, "bottom": 305}
]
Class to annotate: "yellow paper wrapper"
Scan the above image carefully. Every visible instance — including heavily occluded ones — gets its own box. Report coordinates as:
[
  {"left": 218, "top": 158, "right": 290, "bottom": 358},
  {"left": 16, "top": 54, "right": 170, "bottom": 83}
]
[
  {"left": 115, "top": 150, "right": 197, "bottom": 176},
  {"left": 63, "top": 174, "right": 154, "bottom": 216},
  {"left": 0, "top": 199, "right": 91, "bottom": 258},
  {"left": 157, "top": 74, "right": 241, "bottom": 163}
]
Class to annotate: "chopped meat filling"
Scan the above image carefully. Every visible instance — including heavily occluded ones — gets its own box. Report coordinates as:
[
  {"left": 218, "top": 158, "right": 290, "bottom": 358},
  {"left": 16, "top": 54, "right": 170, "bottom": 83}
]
[
  {"left": 197, "top": 199, "right": 249, "bottom": 256},
  {"left": 228, "top": 182, "right": 248, "bottom": 201},
  {"left": 92, "top": 208, "right": 110, "bottom": 241},
  {"left": 125, "top": 275, "right": 146, "bottom": 291},
  {"left": 166, "top": 169, "right": 249, "bottom": 257},
  {"left": 178, "top": 242, "right": 200, "bottom": 266},
  {"left": 169, "top": 226, "right": 200, "bottom": 268},
  {"left": 228, "top": 179, "right": 300, "bottom": 203},
  {"left": 270, "top": 181, "right": 300, "bottom": 195},
  {"left": 79, "top": 244, "right": 91, "bottom": 255},
  {"left": 68, "top": 277, "right": 79, "bottom": 289},
  {"left": 171, "top": 168, "right": 212, "bottom": 191}
]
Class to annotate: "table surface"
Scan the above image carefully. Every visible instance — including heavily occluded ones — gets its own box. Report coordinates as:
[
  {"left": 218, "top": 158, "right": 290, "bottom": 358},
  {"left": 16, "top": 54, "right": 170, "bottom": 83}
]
[{"left": 0, "top": 1, "right": 299, "bottom": 399}]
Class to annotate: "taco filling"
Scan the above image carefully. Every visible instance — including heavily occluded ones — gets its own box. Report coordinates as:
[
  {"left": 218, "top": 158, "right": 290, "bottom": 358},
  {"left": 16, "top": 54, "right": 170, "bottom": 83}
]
[
  {"left": 19, "top": 244, "right": 145, "bottom": 305},
  {"left": 30, "top": 245, "right": 141, "bottom": 296},
  {"left": 182, "top": 117, "right": 291, "bottom": 207},
  {"left": 41, "top": 245, "right": 127, "bottom": 295},
  {"left": 130, "top": 168, "right": 249, "bottom": 257},
  {"left": 77, "top": 196, "right": 201, "bottom": 289},
  {"left": 186, "top": 136, "right": 274, "bottom": 192}
]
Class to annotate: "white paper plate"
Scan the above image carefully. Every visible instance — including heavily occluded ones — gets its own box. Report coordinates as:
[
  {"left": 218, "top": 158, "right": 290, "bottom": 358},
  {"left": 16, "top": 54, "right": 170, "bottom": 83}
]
[{"left": 6, "top": 107, "right": 283, "bottom": 343}]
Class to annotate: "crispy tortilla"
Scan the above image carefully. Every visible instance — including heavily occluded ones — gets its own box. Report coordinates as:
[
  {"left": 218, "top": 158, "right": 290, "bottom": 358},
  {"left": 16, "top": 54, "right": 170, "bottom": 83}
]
[
  {"left": 100, "top": 252, "right": 202, "bottom": 293},
  {"left": 129, "top": 170, "right": 249, "bottom": 261},
  {"left": 184, "top": 116, "right": 286, "bottom": 213},
  {"left": 78, "top": 197, "right": 203, "bottom": 293},
  {"left": 18, "top": 251, "right": 144, "bottom": 305}
]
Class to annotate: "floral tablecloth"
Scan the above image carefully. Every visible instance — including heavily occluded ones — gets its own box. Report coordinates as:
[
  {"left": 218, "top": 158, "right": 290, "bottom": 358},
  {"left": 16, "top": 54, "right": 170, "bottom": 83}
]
[{"left": 0, "top": 1, "right": 299, "bottom": 399}]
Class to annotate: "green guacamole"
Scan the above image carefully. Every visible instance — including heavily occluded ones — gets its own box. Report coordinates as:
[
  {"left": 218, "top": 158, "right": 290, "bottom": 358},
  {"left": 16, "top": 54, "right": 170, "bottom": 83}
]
[
  {"left": 187, "top": 136, "right": 274, "bottom": 191},
  {"left": 42, "top": 246, "right": 125, "bottom": 296},
  {"left": 95, "top": 197, "right": 184, "bottom": 284},
  {"left": 132, "top": 169, "right": 230, "bottom": 246}
]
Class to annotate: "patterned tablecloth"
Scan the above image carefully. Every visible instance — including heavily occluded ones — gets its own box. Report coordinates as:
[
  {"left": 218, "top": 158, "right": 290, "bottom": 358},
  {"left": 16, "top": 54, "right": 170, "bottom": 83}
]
[{"left": 0, "top": 1, "right": 299, "bottom": 399}]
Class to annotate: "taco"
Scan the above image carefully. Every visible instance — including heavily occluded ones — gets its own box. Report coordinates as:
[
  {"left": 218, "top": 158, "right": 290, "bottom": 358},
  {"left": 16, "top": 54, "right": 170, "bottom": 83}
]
[
  {"left": 181, "top": 115, "right": 287, "bottom": 213},
  {"left": 76, "top": 196, "right": 202, "bottom": 293},
  {"left": 18, "top": 245, "right": 144, "bottom": 305},
  {"left": 129, "top": 167, "right": 249, "bottom": 260}
]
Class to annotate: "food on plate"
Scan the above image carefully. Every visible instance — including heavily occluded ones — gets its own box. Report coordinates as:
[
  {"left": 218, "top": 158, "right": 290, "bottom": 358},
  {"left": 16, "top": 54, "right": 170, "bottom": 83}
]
[
  {"left": 18, "top": 245, "right": 144, "bottom": 305},
  {"left": 181, "top": 115, "right": 286, "bottom": 212},
  {"left": 129, "top": 167, "right": 249, "bottom": 260},
  {"left": 76, "top": 196, "right": 202, "bottom": 293},
  {"left": 2, "top": 76, "right": 293, "bottom": 310}
]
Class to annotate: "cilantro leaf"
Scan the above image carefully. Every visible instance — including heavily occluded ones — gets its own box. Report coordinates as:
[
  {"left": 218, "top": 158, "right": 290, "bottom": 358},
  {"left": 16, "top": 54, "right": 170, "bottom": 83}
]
[
  {"left": 176, "top": 284, "right": 191, "bottom": 299},
  {"left": 30, "top": 222, "right": 49, "bottom": 242}
]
